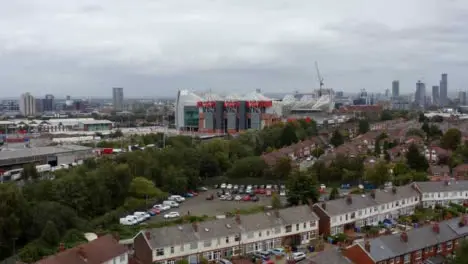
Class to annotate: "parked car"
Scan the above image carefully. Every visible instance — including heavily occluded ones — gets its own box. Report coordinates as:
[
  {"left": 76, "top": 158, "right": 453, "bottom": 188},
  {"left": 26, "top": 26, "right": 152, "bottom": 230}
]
[
  {"left": 243, "top": 195, "right": 251, "bottom": 201},
  {"left": 147, "top": 208, "right": 160, "bottom": 216},
  {"left": 255, "top": 188, "right": 265, "bottom": 194},
  {"left": 168, "top": 195, "right": 186, "bottom": 202},
  {"left": 119, "top": 217, "right": 137, "bottom": 225},
  {"left": 266, "top": 190, "right": 272, "bottom": 196},
  {"left": 227, "top": 184, "right": 233, "bottom": 190},
  {"left": 221, "top": 183, "right": 227, "bottom": 189},
  {"left": 233, "top": 185, "right": 239, "bottom": 190},
  {"left": 188, "top": 190, "right": 199, "bottom": 196},
  {"left": 253, "top": 251, "right": 270, "bottom": 261},
  {"left": 269, "top": 248, "right": 285, "bottom": 256},
  {"left": 184, "top": 193, "right": 194, "bottom": 198},
  {"left": 198, "top": 186, "right": 208, "bottom": 192},
  {"left": 226, "top": 195, "right": 234, "bottom": 201},
  {"left": 238, "top": 188, "right": 245, "bottom": 194},
  {"left": 134, "top": 211, "right": 151, "bottom": 220},
  {"left": 266, "top": 184, "right": 272, "bottom": 190},
  {"left": 164, "top": 212, "right": 180, "bottom": 219},
  {"left": 163, "top": 200, "right": 179, "bottom": 208},
  {"left": 153, "top": 204, "right": 170, "bottom": 211},
  {"left": 292, "top": 252, "right": 306, "bottom": 261},
  {"left": 251, "top": 196, "right": 259, "bottom": 202},
  {"left": 280, "top": 190, "right": 286, "bottom": 196},
  {"left": 234, "top": 195, "right": 242, "bottom": 201},
  {"left": 218, "top": 259, "right": 232, "bottom": 264}
]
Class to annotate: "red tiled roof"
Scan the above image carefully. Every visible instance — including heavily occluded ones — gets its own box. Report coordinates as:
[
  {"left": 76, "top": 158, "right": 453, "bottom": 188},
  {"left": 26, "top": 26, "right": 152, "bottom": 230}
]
[
  {"left": 454, "top": 164, "right": 468, "bottom": 172},
  {"left": 36, "top": 235, "right": 128, "bottom": 264}
]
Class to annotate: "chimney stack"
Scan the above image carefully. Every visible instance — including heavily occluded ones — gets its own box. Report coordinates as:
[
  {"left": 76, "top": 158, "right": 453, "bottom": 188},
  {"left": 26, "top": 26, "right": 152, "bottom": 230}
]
[
  {"left": 58, "top": 243, "right": 65, "bottom": 252},
  {"left": 432, "top": 223, "right": 440, "bottom": 234},
  {"left": 77, "top": 247, "right": 87, "bottom": 261},
  {"left": 400, "top": 232, "right": 408, "bottom": 242},
  {"left": 145, "top": 231, "right": 151, "bottom": 240},
  {"left": 364, "top": 240, "right": 371, "bottom": 253},
  {"left": 192, "top": 222, "right": 199, "bottom": 232}
]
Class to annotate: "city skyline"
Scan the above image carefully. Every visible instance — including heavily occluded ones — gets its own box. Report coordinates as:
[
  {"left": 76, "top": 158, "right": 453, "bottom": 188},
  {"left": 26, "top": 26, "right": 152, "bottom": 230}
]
[{"left": 1, "top": 0, "right": 468, "bottom": 97}]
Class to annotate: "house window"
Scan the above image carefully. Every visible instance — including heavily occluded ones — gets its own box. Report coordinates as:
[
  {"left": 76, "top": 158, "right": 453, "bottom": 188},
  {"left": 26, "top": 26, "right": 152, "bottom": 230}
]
[
  {"left": 424, "top": 247, "right": 430, "bottom": 253},
  {"left": 285, "top": 225, "right": 292, "bottom": 232},
  {"left": 266, "top": 230, "right": 270, "bottom": 236},
  {"left": 235, "top": 234, "right": 241, "bottom": 242},
  {"left": 303, "top": 222, "right": 307, "bottom": 229},
  {"left": 437, "top": 244, "right": 442, "bottom": 253},
  {"left": 190, "top": 242, "right": 197, "bottom": 249},
  {"left": 415, "top": 250, "right": 421, "bottom": 259},
  {"left": 447, "top": 241, "right": 453, "bottom": 250},
  {"left": 310, "top": 221, "right": 315, "bottom": 227},
  {"left": 180, "top": 244, "right": 184, "bottom": 252},
  {"left": 351, "top": 212, "right": 355, "bottom": 219},
  {"left": 345, "top": 214, "right": 348, "bottom": 221},
  {"left": 156, "top": 248, "right": 164, "bottom": 256},
  {"left": 225, "top": 237, "right": 230, "bottom": 243},
  {"left": 168, "top": 260, "right": 175, "bottom": 264},
  {"left": 296, "top": 224, "right": 300, "bottom": 231},
  {"left": 204, "top": 240, "right": 211, "bottom": 247},
  {"left": 170, "top": 247, "right": 174, "bottom": 254},
  {"left": 274, "top": 227, "right": 281, "bottom": 234},
  {"left": 403, "top": 254, "right": 410, "bottom": 264}
]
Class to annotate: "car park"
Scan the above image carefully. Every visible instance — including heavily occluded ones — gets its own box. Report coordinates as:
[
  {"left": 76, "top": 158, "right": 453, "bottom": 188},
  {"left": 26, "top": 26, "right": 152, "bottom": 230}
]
[
  {"left": 292, "top": 252, "right": 306, "bottom": 261},
  {"left": 153, "top": 204, "right": 170, "bottom": 211},
  {"left": 164, "top": 212, "right": 180, "bottom": 219}
]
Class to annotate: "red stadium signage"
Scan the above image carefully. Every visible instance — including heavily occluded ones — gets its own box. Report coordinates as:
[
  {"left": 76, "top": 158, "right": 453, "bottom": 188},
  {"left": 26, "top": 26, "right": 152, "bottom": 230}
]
[
  {"left": 246, "top": 101, "right": 273, "bottom": 108},
  {"left": 197, "top": 101, "right": 216, "bottom": 108},
  {"left": 224, "top": 101, "right": 240, "bottom": 108}
]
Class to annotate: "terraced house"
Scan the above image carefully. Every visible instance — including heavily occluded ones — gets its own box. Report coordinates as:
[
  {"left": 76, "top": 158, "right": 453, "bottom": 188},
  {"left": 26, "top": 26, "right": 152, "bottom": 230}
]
[
  {"left": 344, "top": 216, "right": 468, "bottom": 264},
  {"left": 415, "top": 180, "right": 468, "bottom": 208},
  {"left": 313, "top": 185, "right": 420, "bottom": 236},
  {"left": 133, "top": 206, "right": 319, "bottom": 264}
]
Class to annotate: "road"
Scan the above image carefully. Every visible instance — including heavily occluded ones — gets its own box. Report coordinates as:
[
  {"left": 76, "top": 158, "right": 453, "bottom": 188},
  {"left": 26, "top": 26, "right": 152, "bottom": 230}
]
[{"left": 149, "top": 190, "right": 287, "bottom": 223}]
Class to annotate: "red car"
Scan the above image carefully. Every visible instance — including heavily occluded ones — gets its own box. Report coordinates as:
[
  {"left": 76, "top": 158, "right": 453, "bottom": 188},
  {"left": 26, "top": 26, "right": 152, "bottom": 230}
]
[
  {"left": 243, "top": 195, "right": 251, "bottom": 201},
  {"left": 150, "top": 208, "right": 161, "bottom": 215},
  {"left": 255, "top": 188, "right": 265, "bottom": 194},
  {"left": 189, "top": 190, "right": 199, "bottom": 196}
]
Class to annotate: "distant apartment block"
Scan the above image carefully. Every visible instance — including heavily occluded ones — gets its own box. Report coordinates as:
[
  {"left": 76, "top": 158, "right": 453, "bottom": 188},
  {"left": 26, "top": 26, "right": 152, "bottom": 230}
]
[
  {"left": 113, "top": 87, "right": 124, "bottom": 111},
  {"left": 19, "top": 92, "right": 36, "bottom": 116}
]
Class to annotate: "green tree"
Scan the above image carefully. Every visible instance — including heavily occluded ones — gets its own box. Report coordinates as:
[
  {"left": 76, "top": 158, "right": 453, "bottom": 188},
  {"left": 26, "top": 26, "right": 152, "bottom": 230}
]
[
  {"left": 452, "top": 239, "right": 468, "bottom": 264},
  {"left": 329, "top": 187, "right": 339, "bottom": 200},
  {"left": 286, "top": 170, "right": 319, "bottom": 205},
  {"left": 41, "top": 220, "right": 60, "bottom": 246},
  {"left": 271, "top": 193, "right": 282, "bottom": 209},
  {"left": 405, "top": 143, "right": 429, "bottom": 172},
  {"left": 272, "top": 157, "right": 292, "bottom": 183},
  {"left": 129, "top": 177, "right": 166, "bottom": 199},
  {"left": 21, "top": 163, "right": 39, "bottom": 181},
  {"left": 279, "top": 123, "right": 298, "bottom": 147},
  {"left": 358, "top": 119, "right": 370, "bottom": 134},
  {"left": 421, "top": 121, "right": 429, "bottom": 136},
  {"left": 330, "top": 129, "right": 344, "bottom": 147},
  {"left": 441, "top": 128, "right": 462, "bottom": 150},
  {"left": 374, "top": 140, "right": 381, "bottom": 155},
  {"left": 365, "top": 161, "right": 390, "bottom": 187},
  {"left": 418, "top": 112, "right": 426, "bottom": 123},
  {"left": 226, "top": 156, "right": 267, "bottom": 179},
  {"left": 312, "top": 147, "right": 324, "bottom": 158},
  {"left": 380, "top": 110, "right": 393, "bottom": 121}
]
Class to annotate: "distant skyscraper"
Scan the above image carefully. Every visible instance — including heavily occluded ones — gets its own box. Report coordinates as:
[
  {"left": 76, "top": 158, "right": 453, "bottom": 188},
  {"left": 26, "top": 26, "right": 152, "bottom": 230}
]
[
  {"left": 42, "top": 94, "right": 55, "bottom": 112},
  {"left": 440, "top": 73, "right": 448, "bottom": 106},
  {"left": 392, "top": 80, "right": 400, "bottom": 97},
  {"left": 19, "top": 92, "right": 36, "bottom": 116},
  {"left": 415, "top": 80, "right": 426, "bottom": 108},
  {"left": 112, "top": 87, "right": 124, "bottom": 111},
  {"left": 432, "top": 86, "right": 439, "bottom": 106},
  {"left": 459, "top": 91, "right": 467, "bottom": 105}
]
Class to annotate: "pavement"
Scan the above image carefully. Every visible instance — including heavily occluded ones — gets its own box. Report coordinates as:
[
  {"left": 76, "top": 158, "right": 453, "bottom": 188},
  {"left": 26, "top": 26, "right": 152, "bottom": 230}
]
[{"left": 149, "top": 189, "right": 287, "bottom": 223}]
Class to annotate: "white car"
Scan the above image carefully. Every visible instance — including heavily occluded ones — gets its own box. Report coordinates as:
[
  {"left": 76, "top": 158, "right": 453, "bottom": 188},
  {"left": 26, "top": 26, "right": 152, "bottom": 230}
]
[
  {"left": 164, "top": 212, "right": 180, "bottom": 219},
  {"left": 134, "top": 211, "right": 151, "bottom": 220},
  {"left": 234, "top": 195, "right": 242, "bottom": 201},
  {"left": 233, "top": 185, "right": 239, "bottom": 189},
  {"left": 125, "top": 215, "right": 139, "bottom": 224},
  {"left": 320, "top": 184, "right": 326, "bottom": 190},
  {"left": 227, "top": 184, "right": 233, "bottom": 190},
  {"left": 280, "top": 190, "right": 286, "bottom": 196},
  {"left": 221, "top": 183, "right": 227, "bottom": 189},
  {"left": 266, "top": 184, "right": 272, "bottom": 190},
  {"left": 219, "top": 195, "right": 227, "bottom": 200},
  {"left": 119, "top": 217, "right": 137, "bottom": 225},
  {"left": 246, "top": 185, "right": 253, "bottom": 191},
  {"left": 306, "top": 157, "right": 312, "bottom": 161},
  {"left": 168, "top": 195, "right": 186, "bottom": 202},
  {"left": 153, "top": 204, "right": 171, "bottom": 211},
  {"left": 292, "top": 252, "right": 306, "bottom": 262}
]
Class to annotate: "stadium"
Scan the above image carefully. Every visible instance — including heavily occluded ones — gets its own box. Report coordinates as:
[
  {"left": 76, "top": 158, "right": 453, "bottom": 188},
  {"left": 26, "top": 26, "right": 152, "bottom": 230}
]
[{"left": 175, "top": 89, "right": 335, "bottom": 133}]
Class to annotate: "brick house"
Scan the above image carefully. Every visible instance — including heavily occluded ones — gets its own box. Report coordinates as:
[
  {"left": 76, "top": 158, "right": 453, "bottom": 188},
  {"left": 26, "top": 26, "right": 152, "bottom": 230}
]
[
  {"left": 427, "top": 165, "right": 451, "bottom": 181},
  {"left": 35, "top": 234, "right": 129, "bottom": 264},
  {"left": 453, "top": 164, "right": 468, "bottom": 180},
  {"left": 344, "top": 216, "right": 468, "bottom": 264}
]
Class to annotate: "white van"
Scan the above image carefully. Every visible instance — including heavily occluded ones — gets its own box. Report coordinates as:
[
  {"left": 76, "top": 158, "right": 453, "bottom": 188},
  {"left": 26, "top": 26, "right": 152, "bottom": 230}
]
[{"left": 163, "top": 200, "right": 179, "bottom": 208}]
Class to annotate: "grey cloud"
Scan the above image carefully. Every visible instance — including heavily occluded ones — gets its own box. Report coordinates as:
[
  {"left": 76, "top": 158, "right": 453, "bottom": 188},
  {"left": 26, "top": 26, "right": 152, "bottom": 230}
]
[{"left": 0, "top": 0, "right": 467, "bottom": 97}]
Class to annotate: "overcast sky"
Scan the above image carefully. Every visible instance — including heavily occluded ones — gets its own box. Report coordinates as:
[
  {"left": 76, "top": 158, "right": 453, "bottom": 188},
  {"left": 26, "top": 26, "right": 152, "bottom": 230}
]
[{"left": 1, "top": 0, "right": 467, "bottom": 98}]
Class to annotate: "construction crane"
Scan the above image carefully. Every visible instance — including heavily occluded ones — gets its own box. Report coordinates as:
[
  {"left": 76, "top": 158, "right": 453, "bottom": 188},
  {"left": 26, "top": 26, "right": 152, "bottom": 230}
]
[{"left": 315, "top": 61, "right": 324, "bottom": 96}]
